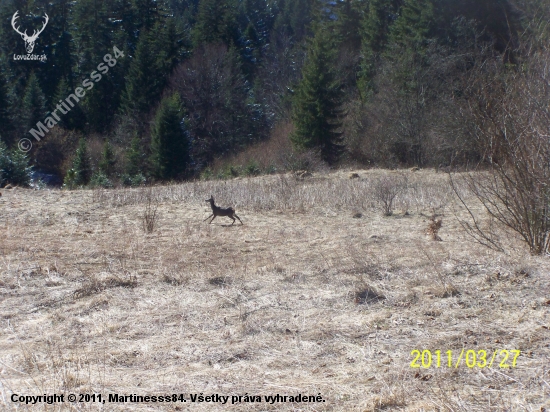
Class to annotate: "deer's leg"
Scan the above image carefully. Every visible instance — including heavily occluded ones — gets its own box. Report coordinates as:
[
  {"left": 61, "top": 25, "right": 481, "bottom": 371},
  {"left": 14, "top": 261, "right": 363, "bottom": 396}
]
[
  {"left": 234, "top": 214, "right": 243, "bottom": 225},
  {"left": 210, "top": 215, "right": 216, "bottom": 224},
  {"left": 203, "top": 214, "right": 213, "bottom": 222},
  {"left": 230, "top": 216, "right": 236, "bottom": 225}
]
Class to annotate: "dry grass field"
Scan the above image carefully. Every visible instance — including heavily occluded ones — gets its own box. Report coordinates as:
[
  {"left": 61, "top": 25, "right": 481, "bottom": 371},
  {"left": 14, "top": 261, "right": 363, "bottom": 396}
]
[{"left": 0, "top": 169, "right": 549, "bottom": 411}]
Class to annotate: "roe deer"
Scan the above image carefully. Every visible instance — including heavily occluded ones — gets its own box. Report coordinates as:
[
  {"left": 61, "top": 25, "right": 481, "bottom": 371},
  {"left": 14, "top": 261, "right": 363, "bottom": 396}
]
[{"left": 204, "top": 195, "right": 243, "bottom": 225}]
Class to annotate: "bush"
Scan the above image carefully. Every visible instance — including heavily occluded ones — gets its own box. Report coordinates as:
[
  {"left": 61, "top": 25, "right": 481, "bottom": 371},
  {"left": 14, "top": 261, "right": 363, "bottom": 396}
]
[
  {"left": 373, "top": 174, "right": 407, "bottom": 216},
  {"left": 452, "top": 44, "right": 550, "bottom": 255}
]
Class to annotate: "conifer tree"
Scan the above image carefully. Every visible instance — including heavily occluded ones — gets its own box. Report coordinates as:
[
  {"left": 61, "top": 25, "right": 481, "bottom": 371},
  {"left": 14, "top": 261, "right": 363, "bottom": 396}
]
[
  {"left": 358, "top": 0, "right": 402, "bottom": 96},
  {"left": 150, "top": 93, "right": 190, "bottom": 180},
  {"left": 389, "top": 0, "right": 435, "bottom": 50},
  {"left": 21, "top": 73, "right": 47, "bottom": 133},
  {"left": 123, "top": 21, "right": 180, "bottom": 119},
  {"left": 333, "top": 0, "right": 363, "bottom": 51},
  {"left": 192, "top": 0, "right": 239, "bottom": 47},
  {"left": 66, "top": 138, "right": 91, "bottom": 187},
  {"left": 0, "top": 68, "right": 12, "bottom": 144},
  {"left": 125, "top": 135, "right": 144, "bottom": 176},
  {"left": 132, "top": 0, "right": 163, "bottom": 31},
  {"left": 99, "top": 141, "right": 116, "bottom": 177},
  {"left": 273, "top": 0, "right": 311, "bottom": 41},
  {"left": 52, "top": 77, "right": 85, "bottom": 130},
  {"left": 0, "top": 140, "right": 32, "bottom": 187},
  {"left": 291, "top": 25, "right": 345, "bottom": 165}
]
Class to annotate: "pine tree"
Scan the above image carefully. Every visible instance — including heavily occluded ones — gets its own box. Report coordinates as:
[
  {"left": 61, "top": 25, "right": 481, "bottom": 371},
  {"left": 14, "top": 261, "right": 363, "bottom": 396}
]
[
  {"left": 291, "top": 25, "right": 345, "bottom": 165},
  {"left": 21, "top": 73, "right": 47, "bottom": 133},
  {"left": 150, "top": 93, "right": 190, "bottom": 180}
]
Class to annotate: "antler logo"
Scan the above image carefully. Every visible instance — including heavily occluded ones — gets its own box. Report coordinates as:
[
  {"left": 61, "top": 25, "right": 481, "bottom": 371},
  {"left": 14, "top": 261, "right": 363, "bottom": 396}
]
[{"left": 11, "top": 11, "right": 49, "bottom": 54}]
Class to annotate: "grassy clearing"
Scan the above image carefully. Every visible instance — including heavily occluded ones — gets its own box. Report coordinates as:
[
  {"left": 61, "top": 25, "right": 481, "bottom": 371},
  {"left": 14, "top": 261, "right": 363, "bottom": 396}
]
[{"left": 0, "top": 169, "right": 549, "bottom": 411}]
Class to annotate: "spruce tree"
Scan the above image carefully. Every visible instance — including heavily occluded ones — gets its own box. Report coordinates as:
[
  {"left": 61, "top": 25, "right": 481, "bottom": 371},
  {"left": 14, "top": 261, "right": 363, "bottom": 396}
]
[
  {"left": 0, "top": 68, "right": 12, "bottom": 144},
  {"left": 126, "top": 136, "right": 144, "bottom": 176},
  {"left": 389, "top": 0, "right": 435, "bottom": 50},
  {"left": 21, "top": 73, "right": 47, "bottom": 133},
  {"left": 358, "top": 0, "right": 402, "bottom": 97},
  {"left": 123, "top": 21, "right": 179, "bottom": 119},
  {"left": 132, "top": 0, "right": 163, "bottom": 31},
  {"left": 99, "top": 141, "right": 116, "bottom": 177},
  {"left": 291, "top": 26, "right": 345, "bottom": 165},
  {"left": 387, "top": 0, "right": 436, "bottom": 92},
  {"left": 273, "top": 0, "right": 311, "bottom": 41},
  {"left": 52, "top": 77, "right": 85, "bottom": 130},
  {"left": 333, "top": 0, "right": 363, "bottom": 51},
  {"left": 70, "top": 138, "right": 91, "bottom": 186},
  {"left": 192, "top": 0, "right": 239, "bottom": 47},
  {"left": 0, "top": 140, "right": 32, "bottom": 187},
  {"left": 150, "top": 93, "right": 190, "bottom": 180}
]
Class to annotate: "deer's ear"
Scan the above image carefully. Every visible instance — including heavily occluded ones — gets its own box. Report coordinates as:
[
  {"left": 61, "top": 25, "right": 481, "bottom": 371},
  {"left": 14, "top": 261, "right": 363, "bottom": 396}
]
[{"left": 20, "top": 34, "right": 25, "bottom": 40}]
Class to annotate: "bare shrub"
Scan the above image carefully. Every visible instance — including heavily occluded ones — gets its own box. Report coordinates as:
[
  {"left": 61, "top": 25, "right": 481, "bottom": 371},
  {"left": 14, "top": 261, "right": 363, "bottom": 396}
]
[
  {"left": 73, "top": 275, "right": 104, "bottom": 299},
  {"left": 73, "top": 273, "right": 137, "bottom": 299},
  {"left": 373, "top": 174, "right": 407, "bottom": 216},
  {"left": 452, "top": 44, "right": 550, "bottom": 255},
  {"left": 426, "top": 215, "right": 443, "bottom": 241},
  {"left": 32, "top": 128, "right": 82, "bottom": 178},
  {"left": 141, "top": 187, "right": 159, "bottom": 233}
]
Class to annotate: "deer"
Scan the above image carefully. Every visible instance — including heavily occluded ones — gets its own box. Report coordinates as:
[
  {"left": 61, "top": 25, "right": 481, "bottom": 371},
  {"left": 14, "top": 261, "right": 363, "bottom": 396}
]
[
  {"left": 12, "top": 11, "right": 49, "bottom": 54},
  {"left": 204, "top": 195, "right": 243, "bottom": 225}
]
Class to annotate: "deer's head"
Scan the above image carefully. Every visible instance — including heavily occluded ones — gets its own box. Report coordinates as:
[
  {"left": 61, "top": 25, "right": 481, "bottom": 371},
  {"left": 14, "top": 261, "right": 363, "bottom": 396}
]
[{"left": 12, "top": 11, "right": 49, "bottom": 54}]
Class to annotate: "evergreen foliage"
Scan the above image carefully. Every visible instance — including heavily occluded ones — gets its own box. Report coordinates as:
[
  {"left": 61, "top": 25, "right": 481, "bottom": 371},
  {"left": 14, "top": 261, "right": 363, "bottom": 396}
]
[
  {"left": 192, "top": 0, "right": 239, "bottom": 47},
  {"left": 389, "top": 0, "right": 435, "bottom": 50},
  {"left": 99, "top": 141, "right": 116, "bottom": 176},
  {"left": 126, "top": 136, "right": 145, "bottom": 177},
  {"left": 21, "top": 73, "right": 47, "bottom": 133},
  {"left": 150, "top": 93, "right": 190, "bottom": 180},
  {"left": 0, "top": 0, "right": 543, "bottom": 182},
  {"left": 0, "top": 140, "right": 32, "bottom": 187},
  {"left": 0, "top": 68, "right": 12, "bottom": 144},
  {"left": 358, "top": 0, "right": 402, "bottom": 96},
  {"left": 291, "top": 25, "right": 345, "bottom": 165},
  {"left": 64, "top": 139, "right": 91, "bottom": 188}
]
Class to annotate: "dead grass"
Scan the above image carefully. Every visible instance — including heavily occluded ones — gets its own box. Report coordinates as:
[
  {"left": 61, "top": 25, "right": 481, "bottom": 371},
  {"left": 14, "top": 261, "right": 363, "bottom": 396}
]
[{"left": 0, "top": 169, "right": 549, "bottom": 411}]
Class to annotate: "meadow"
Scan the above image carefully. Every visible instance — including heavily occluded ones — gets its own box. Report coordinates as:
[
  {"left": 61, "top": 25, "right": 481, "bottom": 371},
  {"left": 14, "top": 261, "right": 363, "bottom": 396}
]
[{"left": 0, "top": 169, "right": 549, "bottom": 411}]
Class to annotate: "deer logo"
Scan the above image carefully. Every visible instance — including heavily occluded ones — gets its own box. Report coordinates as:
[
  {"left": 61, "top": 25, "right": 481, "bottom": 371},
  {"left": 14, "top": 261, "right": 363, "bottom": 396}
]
[{"left": 11, "top": 11, "right": 49, "bottom": 54}]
